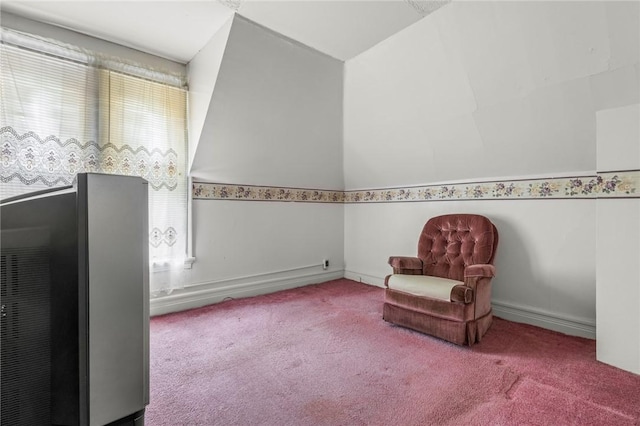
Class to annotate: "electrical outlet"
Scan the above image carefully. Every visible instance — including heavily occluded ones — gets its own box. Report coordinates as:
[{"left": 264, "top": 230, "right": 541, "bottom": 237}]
[{"left": 322, "top": 259, "right": 329, "bottom": 269}]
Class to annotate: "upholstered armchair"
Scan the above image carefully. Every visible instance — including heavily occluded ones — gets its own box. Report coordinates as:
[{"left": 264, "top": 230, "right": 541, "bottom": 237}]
[{"left": 383, "top": 214, "right": 499, "bottom": 346}]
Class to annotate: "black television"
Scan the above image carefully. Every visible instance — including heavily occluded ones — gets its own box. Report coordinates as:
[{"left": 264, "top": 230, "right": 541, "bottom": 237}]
[{"left": 1, "top": 173, "right": 149, "bottom": 426}]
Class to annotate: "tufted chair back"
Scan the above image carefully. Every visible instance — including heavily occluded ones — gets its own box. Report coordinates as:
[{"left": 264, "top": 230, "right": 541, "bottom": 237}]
[{"left": 417, "top": 214, "right": 498, "bottom": 282}]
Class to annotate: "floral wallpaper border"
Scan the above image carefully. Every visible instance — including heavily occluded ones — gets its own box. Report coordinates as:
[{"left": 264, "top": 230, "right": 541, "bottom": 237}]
[
  {"left": 192, "top": 171, "right": 639, "bottom": 203},
  {"left": 193, "top": 183, "right": 344, "bottom": 203}
]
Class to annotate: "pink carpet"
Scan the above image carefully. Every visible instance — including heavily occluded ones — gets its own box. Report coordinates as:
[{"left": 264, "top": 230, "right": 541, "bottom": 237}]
[{"left": 148, "top": 279, "right": 640, "bottom": 425}]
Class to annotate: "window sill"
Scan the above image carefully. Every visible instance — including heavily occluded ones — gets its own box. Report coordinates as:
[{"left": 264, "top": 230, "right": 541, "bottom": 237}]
[{"left": 184, "top": 256, "right": 196, "bottom": 270}]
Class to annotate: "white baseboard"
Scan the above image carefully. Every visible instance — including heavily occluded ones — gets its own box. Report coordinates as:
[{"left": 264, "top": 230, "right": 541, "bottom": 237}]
[
  {"left": 492, "top": 299, "right": 596, "bottom": 340},
  {"left": 344, "top": 270, "right": 596, "bottom": 339},
  {"left": 150, "top": 269, "right": 344, "bottom": 316},
  {"left": 344, "top": 270, "right": 386, "bottom": 287}
]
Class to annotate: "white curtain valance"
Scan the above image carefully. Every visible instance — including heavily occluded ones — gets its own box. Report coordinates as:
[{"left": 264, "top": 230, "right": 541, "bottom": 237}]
[{"left": 1, "top": 26, "right": 187, "bottom": 88}]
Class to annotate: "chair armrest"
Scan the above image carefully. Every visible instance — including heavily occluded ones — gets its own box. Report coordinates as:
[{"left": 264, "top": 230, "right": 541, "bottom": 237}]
[
  {"left": 451, "top": 285, "right": 474, "bottom": 304},
  {"left": 464, "top": 264, "right": 495, "bottom": 278},
  {"left": 388, "top": 256, "right": 423, "bottom": 270},
  {"left": 463, "top": 264, "right": 495, "bottom": 319},
  {"left": 388, "top": 256, "right": 424, "bottom": 276}
]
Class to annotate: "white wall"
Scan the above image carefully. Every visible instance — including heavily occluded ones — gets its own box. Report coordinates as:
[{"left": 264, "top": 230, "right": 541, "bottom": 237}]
[
  {"left": 343, "top": 1, "right": 640, "bottom": 338},
  {"left": 190, "top": 15, "right": 344, "bottom": 189},
  {"left": 344, "top": 1, "right": 639, "bottom": 189},
  {"left": 151, "top": 199, "right": 344, "bottom": 315},
  {"left": 187, "top": 15, "right": 234, "bottom": 169},
  {"left": 190, "top": 200, "right": 344, "bottom": 285},
  {"left": 596, "top": 103, "right": 640, "bottom": 374},
  {"left": 153, "top": 15, "right": 346, "bottom": 315}
]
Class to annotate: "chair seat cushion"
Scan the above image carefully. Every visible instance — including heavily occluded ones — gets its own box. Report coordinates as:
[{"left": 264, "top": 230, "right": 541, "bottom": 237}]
[{"left": 387, "top": 274, "right": 463, "bottom": 301}]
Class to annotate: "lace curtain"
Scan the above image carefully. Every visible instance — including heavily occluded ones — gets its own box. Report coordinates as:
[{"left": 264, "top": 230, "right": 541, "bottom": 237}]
[{"left": 1, "top": 31, "right": 188, "bottom": 296}]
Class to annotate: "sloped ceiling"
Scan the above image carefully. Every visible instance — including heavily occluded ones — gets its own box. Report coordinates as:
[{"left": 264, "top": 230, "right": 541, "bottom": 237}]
[
  {"left": 189, "top": 14, "right": 345, "bottom": 186},
  {"left": 0, "top": 0, "right": 449, "bottom": 63},
  {"left": 0, "top": 1, "right": 235, "bottom": 63},
  {"left": 236, "top": 1, "right": 429, "bottom": 61}
]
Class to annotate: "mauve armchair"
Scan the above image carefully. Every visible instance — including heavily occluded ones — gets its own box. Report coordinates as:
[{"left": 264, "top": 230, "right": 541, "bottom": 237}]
[{"left": 383, "top": 214, "right": 499, "bottom": 346}]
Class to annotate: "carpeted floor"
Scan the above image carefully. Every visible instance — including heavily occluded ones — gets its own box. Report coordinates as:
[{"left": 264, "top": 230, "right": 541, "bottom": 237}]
[{"left": 147, "top": 279, "right": 640, "bottom": 425}]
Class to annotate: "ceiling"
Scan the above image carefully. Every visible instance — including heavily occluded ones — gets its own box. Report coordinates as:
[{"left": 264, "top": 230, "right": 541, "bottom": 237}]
[{"left": 0, "top": 0, "right": 450, "bottom": 63}]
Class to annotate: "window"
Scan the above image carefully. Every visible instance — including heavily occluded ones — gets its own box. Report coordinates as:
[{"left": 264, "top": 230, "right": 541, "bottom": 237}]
[{"left": 1, "top": 28, "right": 188, "bottom": 295}]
